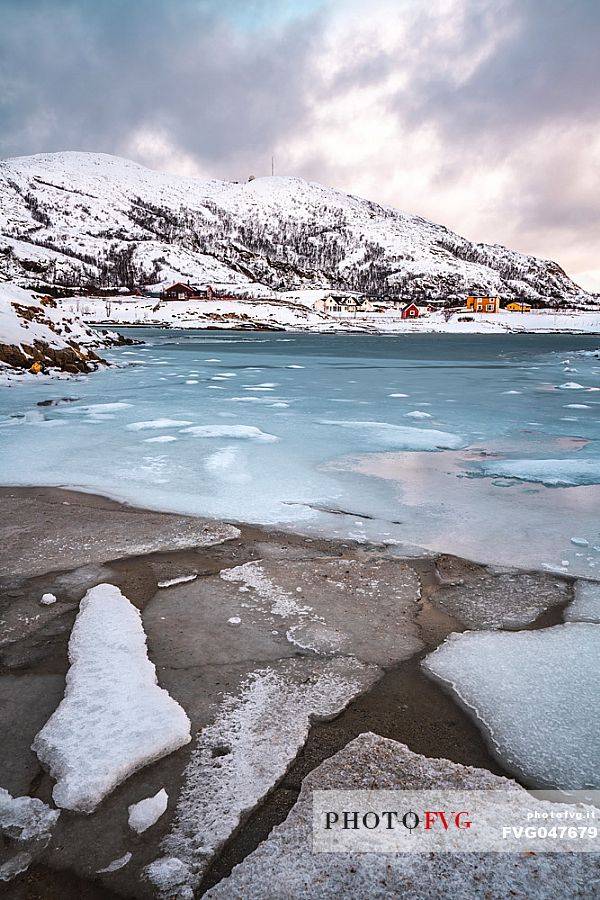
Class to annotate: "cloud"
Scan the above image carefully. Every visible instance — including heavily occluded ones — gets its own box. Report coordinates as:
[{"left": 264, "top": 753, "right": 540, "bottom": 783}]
[{"left": 0, "top": 0, "right": 598, "bottom": 289}]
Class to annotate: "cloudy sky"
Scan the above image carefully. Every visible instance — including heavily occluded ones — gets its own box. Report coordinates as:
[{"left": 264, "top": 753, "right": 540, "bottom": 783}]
[{"left": 1, "top": 0, "right": 598, "bottom": 289}]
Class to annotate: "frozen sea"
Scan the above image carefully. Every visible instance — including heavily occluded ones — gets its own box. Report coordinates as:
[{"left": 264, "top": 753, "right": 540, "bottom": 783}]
[{"left": 1, "top": 329, "right": 600, "bottom": 575}]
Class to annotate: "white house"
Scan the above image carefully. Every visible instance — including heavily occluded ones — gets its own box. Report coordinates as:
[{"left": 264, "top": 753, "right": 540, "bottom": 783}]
[{"left": 314, "top": 294, "right": 374, "bottom": 314}]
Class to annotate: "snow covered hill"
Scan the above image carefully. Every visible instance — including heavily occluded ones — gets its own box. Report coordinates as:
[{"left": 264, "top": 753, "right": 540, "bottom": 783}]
[
  {"left": 0, "top": 281, "right": 124, "bottom": 378},
  {"left": 0, "top": 152, "right": 591, "bottom": 305}
]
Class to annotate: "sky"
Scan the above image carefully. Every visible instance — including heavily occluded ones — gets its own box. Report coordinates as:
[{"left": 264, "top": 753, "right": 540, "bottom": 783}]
[{"left": 0, "top": 0, "right": 598, "bottom": 290}]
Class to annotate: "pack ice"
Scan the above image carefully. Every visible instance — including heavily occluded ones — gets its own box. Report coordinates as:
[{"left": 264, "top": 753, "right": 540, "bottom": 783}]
[
  {"left": 423, "top": 624, "right": 600, "bottom": 791},
  {"left": 32, "top": 584, "right": 191, "bottom": 813}
]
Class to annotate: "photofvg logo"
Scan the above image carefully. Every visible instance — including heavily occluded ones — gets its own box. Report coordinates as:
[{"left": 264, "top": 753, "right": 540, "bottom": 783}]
[{"left": 312, "top": 790, "right": 600, "bottom": 854}]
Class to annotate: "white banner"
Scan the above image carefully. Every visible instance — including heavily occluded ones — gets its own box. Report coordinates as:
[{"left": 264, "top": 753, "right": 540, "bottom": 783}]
[{"left": 312, "top": 790, "right": 600, "bottom": 854}]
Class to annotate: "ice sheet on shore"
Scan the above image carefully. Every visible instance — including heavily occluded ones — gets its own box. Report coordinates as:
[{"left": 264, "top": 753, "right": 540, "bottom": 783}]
[
  {"left": 319, "top": 420, "right": 466, "bottom": 450},
  {"left": 146, "top": 658, "right": 379, "bottom": 896},
  {"left": 205, "top": 733, "right": 598, "bottom": 900},
  {"left": 565, "top": 580, "right": 600, "bottom": 623},
  {"left": 479, "top": 457, "right": 600, "bottom": 486},
  {"left": 423, "top": 624, "right": 600, "bottom": 790},
  {"left": 32, "top": 584, "right": 191, "bottom": 812}
]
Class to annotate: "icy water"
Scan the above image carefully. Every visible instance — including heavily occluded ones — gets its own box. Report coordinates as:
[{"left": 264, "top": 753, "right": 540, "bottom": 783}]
[{"left": 1, "top": 329, "right": 600, "bottom": 575}]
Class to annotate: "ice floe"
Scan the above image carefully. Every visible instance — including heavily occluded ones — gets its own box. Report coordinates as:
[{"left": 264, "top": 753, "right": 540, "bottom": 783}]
[
  {"left": 179, "top": 424, "right": 278, "bottom": 442},
  {"left": 319, "top": 420, "right": 465, "bottom": 450},
  {"left": 40, "top": 593, "right": 57, "bottom": 605},
  {"left": 126, "top": 419, "right": 193, "bottom": 430},
  {"left": 158, "top": 574, "right": 198, "bottom": 588},
  {"left": 97, "top": 852, "right": 132, "bottom": 873},
  {"left": 32, "top": 584, "right": 191, "bottom": 812},
  {"left": 0, "top": 788, "right": 59, "bottom": 843},
  {"left": 128, "top": 788, "right": 169, "bottom": 834},
  {"left": 0, "top": 788, "right": 60, "bottom": 882},
  {"left": 423, "top": 624, "right": 600, "bottom": 790}
]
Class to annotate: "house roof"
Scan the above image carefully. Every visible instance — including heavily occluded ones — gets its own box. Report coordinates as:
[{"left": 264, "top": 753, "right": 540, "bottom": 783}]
[{"left": 164, "top": 282, "right": 197, "bottom": 292}]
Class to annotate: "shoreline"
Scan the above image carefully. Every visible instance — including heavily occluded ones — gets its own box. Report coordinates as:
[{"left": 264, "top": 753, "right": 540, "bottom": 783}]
[{"left": 0, "top": 485, "right": 581, "bottom": 897}]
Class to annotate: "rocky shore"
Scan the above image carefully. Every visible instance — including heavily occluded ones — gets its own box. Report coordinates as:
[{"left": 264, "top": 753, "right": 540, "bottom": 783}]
[{"left": 0, "top": 487, "right": 597, "bottom": 898}]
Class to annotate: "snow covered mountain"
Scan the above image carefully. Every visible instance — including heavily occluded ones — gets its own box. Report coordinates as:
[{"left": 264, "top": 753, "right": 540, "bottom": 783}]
[{"left": 0, "top": 152, "right": 591, "bottom": 304}]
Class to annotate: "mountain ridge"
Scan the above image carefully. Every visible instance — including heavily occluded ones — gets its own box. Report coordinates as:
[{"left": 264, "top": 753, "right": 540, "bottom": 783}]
[{"left": 0, "top": 151, "right": 591, "bottom": 305}]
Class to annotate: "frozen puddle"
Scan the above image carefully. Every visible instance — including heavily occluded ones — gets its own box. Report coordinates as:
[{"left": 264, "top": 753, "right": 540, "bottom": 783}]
[
  {"left": 146, "top": 658, "right": 378, "bottom": 897},
  {"left": 423, "top": 623, "right": 600, "bottom": 791},
  {"left": 33, "top": 584, "right": 191, "bottom": 812},
  {"left": 319, "top": 420, "right": 466, "bottom": 450}
]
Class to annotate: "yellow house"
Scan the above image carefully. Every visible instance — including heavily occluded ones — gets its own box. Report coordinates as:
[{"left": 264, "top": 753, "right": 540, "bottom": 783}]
[
  {"left": 506, "top": 302, "right": 532, "bottom": 312},
  {"left": 466, "top": 296, "right": 500, "bottom": 313}
]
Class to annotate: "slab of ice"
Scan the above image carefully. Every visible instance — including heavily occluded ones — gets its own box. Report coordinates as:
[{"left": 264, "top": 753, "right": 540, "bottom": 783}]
[
  {"left": 560, "top": 382, "right": 585, "bottom": 389},
  {"left": 158, "top": 574, "right": 198, "bottom": 588},
  {"left": 319, "top": 420, "right": 466, "bottom": 451},
  {"left": 144, "top": 435, "right": 178, "bottom": 443},
  {"left": 0, "top": 852, "right": 32, "bottom": 882},
  {"left": 40, "top": 593, "right": 57, "bottom": 605},
  {"left": 205, "top": 733, "right": 597, "bottom": 900},
  {"left": 433, "top": 573, "right": 568, "bottom": 630},
  {"left": 0, "top": 789, "right": 59, "bottom": 882},
  {"left": 0, "top": 788, "right": 59, "bottom": 843},
  {"left": 146, "top": 658, "right": 379, "bottom": 895},
  {"left": 423, "top": 624, "right": 600, "bottom": 790},
  {"left": 565, "top": 580, "right": 600, "bottom": 623},
  {"left": 128, "top": 788, "right": 169, "bottom": 834},
  {"left": 32, "top": 584, "right": 191, "bottom": 812},
  {"left": 97, "top": 852, "right": 132, "bottom": 873},
  {"left": 126, "top": 419, "right": 193, "bottom": 430},
  {"left": 179, "top": 424, "right": 278, "bottom": 442},
  {"left": 479, "top": 458, "right": 600, "bottom": 486}
]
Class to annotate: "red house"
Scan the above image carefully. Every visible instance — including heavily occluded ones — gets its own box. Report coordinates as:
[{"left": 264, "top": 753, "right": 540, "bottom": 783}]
[
  {"left": 401, "top": 302, "right": 420, "bottom": 319},
  {"left": 160, "top": 282, "right": 215, "bottom": 301}
]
